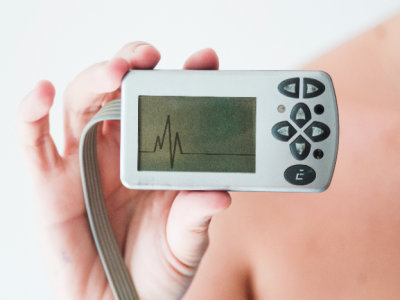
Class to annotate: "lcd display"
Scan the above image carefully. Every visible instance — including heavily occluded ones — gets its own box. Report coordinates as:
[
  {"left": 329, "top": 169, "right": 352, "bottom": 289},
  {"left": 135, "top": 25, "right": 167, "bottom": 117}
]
[{"left": 138, "top": 96, "right": 256, "bottom": 173}]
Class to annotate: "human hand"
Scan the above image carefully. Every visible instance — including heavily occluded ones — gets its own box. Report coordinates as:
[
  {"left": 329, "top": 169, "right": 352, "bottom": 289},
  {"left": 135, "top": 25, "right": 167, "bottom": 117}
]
[{"left": 17, "top": 42, "right": 231, "bottom": 300}]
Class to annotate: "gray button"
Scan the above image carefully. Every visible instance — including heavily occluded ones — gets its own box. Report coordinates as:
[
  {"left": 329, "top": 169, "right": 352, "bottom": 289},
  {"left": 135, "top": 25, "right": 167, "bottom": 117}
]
[
  {"left": 284, "top": 165, "right": 316, "bottom": 185},
  {"left": 304, "top": 121, "right": 331, "bottom": 142},
  {"left": 278, "top": 78, "right": 300, "bottom": 98},
  {"left": 272, "top": 121, "right": 297, "bottom": 142},
  {"left": 289, "top": 135, "right": 311, "bottom": 160},
  {"left": 290, "top": 103, "right": 311, "bottom": 128},
  {"left": 303, "top": 78, "right": 325, "bottom": 98}
]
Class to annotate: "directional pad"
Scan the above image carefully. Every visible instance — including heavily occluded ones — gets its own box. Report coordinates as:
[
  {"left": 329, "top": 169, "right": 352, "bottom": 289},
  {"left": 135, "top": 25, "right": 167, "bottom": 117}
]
[
  {"left": 304, "top": 121, "right": 331, "bottom": 142},
  {"left": 272, "top": 121, "right": 297, "bottom": 142},
  {"left": 290, "top": 135, "right": 311, "bottom": 160},
  {"left": 278, "top": 78, "right": 300, "bottom": 98},
  {"left": 290, "top": 103, "right": 311, "bottom": 128}
]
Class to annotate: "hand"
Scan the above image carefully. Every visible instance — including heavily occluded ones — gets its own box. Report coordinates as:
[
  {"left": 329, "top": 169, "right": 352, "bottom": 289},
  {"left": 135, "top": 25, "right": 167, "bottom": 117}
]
[{"left": 17, "top": 42, "right": 231, "bottom": 300}]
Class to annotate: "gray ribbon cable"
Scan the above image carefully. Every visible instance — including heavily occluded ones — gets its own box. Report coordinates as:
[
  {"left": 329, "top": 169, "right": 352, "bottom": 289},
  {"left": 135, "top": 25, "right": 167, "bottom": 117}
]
[{"left": 79, "top": 99, "right": 139, "bottom": 300}]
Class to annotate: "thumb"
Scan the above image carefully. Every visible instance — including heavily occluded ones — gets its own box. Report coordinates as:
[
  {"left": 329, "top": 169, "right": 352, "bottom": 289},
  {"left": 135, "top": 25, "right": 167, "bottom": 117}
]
[{"left": 166, "top": 191, "right": 231, "bottom": 274}]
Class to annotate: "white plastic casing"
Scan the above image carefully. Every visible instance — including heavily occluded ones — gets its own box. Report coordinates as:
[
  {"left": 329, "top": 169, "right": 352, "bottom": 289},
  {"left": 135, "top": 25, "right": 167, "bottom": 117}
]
[{"left": 120, "top": 70, "right": 338, "bottom": 192}]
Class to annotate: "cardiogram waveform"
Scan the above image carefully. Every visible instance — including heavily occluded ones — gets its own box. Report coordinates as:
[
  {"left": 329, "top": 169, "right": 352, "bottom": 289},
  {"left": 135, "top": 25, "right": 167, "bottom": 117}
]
[{"left": 139, "top": 115, "right": 255, "bottom": 168}]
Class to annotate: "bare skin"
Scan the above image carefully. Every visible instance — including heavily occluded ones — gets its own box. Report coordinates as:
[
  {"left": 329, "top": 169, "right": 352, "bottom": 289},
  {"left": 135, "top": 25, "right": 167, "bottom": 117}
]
[
  {"left": 183, "top": 13, "right": 400, "bottom": 300},
  {"left": 18, "top": 43, "right": 231, "bottom": 300}
]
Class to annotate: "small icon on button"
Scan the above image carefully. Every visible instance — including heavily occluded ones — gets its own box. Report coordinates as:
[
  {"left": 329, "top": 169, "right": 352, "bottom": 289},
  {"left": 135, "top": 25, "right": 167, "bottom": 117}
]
[
  {"left": 296, "top": 143, "right": 305, "bottom": 155},
  {"left": 307, "top": 84, "right": 319, "bottom": 93},
  {"left": 312, "top": 127, "right": 324, "bottom": 137},
  {"left": 296, "top": 108, "right": 306, "bottom": 120},
  {"left": 296, "top": 169, "right": 304, "bottom": 180},
  {"left": 284, "top": 83, "right": 296, "bottom": 93},
  {"left": 277, "top": 126, "right": 289, "bottom": 136}
]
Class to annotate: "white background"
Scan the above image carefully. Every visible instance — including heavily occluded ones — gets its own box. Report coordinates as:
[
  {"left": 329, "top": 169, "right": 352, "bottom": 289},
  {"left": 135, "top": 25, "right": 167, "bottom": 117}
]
[{"left": 1, "top": 0, "right": 399, "bottom": 298}]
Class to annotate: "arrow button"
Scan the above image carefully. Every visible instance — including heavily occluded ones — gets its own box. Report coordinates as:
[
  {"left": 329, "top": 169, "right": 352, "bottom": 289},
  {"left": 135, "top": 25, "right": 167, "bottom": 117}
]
[
  {"left": 304, "top": 121, "right": 331, "bottom": 142},
  {"left": 272, "top": 121, "right": 297, "bottom": 142}
]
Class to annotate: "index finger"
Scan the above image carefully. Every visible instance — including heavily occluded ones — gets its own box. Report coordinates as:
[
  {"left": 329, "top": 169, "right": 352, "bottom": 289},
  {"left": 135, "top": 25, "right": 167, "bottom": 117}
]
[{"left": 63, "top": 42, "right": 161, "bottom": 150}]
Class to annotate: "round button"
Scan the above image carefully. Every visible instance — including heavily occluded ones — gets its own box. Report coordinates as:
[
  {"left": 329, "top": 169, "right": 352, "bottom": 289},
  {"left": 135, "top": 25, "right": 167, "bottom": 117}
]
[
  {"left": 314, "top": 104, "right": 324, "bottom": 115},
  {"left": 313, "top": 149, "right": 324, "bottom": 159},
  {"left": 284, "top": 165, "right": 316, "bottom": 185}
]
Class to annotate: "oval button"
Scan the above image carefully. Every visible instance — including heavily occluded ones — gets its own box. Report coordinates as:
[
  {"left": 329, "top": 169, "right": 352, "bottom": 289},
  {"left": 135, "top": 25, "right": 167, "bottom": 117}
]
[
  {"left": 284, "top": 165, "right": 316, "bottom": 185},
  {"left": 303, "top": 78, "right": 325, "bottom": 98},
  {"left": 304, "top": 121, "right": 331, "bottom": 142},
  {"left": 271, "top": 121, "right": 297, "bottom": 142},
  {"left": 278, "top": 78, "right": 300, "bottom": 98}
]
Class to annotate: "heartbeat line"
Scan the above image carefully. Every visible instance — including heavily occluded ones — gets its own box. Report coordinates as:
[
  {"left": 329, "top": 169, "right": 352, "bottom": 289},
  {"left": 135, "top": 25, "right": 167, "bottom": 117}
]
[{"left": 139, "top": 115, "right": 255, "bottom": 168}]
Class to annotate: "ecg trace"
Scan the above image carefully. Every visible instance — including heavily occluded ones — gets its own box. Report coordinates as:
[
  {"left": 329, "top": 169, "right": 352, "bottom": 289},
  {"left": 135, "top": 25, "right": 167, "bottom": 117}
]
[{"left": 139, "top": 115, "right": 255, "bottom": 168}]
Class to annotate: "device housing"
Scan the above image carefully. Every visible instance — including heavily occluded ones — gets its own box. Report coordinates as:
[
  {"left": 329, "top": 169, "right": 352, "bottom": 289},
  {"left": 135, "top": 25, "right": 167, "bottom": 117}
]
[{"left": 120, "top": 70, "right": 338, "bottom": 192}]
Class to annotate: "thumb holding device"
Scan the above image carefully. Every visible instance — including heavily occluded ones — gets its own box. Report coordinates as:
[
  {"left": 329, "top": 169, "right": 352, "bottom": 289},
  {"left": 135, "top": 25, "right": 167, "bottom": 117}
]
[{"left": 18, "top": 41, "right": 231, "bottom": 300}]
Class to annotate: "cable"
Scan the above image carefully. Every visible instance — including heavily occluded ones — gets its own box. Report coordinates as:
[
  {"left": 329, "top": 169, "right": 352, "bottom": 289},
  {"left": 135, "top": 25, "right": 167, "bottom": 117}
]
[{"left": 79, "top": 99, "right": 139, "bottom": 300}]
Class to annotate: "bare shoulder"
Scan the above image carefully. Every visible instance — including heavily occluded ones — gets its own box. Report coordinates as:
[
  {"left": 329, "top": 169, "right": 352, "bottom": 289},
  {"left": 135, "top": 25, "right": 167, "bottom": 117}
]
[{"left": 186, "top": 12, "right": 400, "bottom": 300}]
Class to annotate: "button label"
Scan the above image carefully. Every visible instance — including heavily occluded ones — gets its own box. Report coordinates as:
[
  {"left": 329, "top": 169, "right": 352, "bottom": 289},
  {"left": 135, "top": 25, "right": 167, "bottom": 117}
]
[
  {"left": 307, "top": 84, "right": 319, "bottom": 93},
  {"left": 312, "top": 127, "right": 324, "bottom": 136},
  {"left": 295, "top": 169, "right": 304, "bottom": 180},
  {"left": 284, "top": 83, "right": 296, "bottom": 93},
  {"left": 296, "top": 143, "right": 305, "bottom": 155},
  {"left": 277, "top": 126, "right": 289, "bottom": 136},
  {"left": 296, "top": 108, "right": 306, "bottom": 120}
]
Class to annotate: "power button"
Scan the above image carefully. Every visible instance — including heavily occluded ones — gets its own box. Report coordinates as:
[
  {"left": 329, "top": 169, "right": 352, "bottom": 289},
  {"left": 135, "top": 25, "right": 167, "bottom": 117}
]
[{"left": 284, "top": 165, "right": 316, "bottom": 185}]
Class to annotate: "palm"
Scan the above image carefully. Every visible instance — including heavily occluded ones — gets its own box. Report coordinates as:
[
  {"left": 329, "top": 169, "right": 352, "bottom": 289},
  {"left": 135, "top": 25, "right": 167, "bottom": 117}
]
[
  {"left": 44, "top": 144, "right": 180, "bottom": 299},
  {"left": 19, "top": 42, "right": 230, "bottom": 300}
]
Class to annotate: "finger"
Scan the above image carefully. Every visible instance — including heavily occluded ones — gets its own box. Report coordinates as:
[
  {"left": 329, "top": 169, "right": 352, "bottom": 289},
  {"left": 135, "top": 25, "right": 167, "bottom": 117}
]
[
  {"left": 63, "top": 57, "right": 129, "bottom": 149},
  {"left": 63, "top": 42, "right": 161, "bottom": 149},
  {"left": 183, "top": 48, "right": 219, "bottom": 70},
  {"left": 114, "top": 41, "right": 161, "bottom": 69},
  {"left": 166, "top": 191, "right": 231, "bottom": 275},
  {"left": 17, "top": 80, "right": 62, "bottom": 178}
]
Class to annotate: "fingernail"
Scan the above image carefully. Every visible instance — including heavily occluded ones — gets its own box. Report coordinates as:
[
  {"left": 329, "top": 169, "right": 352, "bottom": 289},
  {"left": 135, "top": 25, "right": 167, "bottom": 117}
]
[{"left": 134, "top": 44, "right": 152, "bottom": 53}]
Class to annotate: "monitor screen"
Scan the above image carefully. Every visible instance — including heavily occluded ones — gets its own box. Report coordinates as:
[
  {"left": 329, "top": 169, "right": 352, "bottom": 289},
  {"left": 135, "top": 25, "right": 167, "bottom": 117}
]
[{"left": 138, "top": 96, "right": 256, "bottom": 173}]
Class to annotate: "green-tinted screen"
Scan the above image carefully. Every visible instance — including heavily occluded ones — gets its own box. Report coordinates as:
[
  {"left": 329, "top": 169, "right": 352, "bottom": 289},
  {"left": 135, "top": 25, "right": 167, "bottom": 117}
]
[{"left": 138, "top": 96, "right": 256, "bottom": 173}]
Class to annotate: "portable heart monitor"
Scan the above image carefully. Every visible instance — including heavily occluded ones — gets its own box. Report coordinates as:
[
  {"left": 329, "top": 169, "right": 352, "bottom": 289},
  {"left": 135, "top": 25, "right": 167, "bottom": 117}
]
[{"left": 80, "top": 70, "right": 339, "bottom": 300}]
